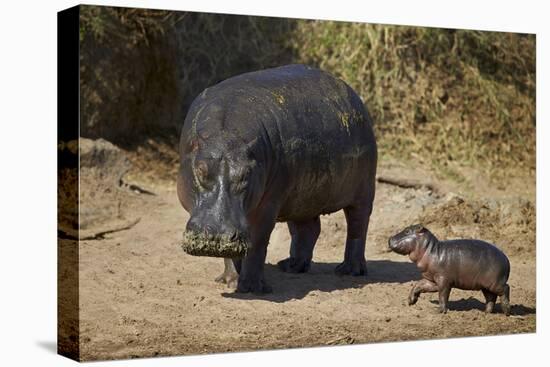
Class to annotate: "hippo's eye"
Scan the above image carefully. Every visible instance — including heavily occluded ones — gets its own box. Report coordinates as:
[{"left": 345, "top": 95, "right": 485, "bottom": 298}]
[
  {"left": 195, "top": 160, "right": 209, "bottom": 185},
  {"left": 230, "top": 166, "right": 251, "bottom": 193},
  {"left": 233, "top": 181, "right": 248, "bottom": 193},
  {"left": 232, "top": 172, "right": 249, "bottom": 193}
]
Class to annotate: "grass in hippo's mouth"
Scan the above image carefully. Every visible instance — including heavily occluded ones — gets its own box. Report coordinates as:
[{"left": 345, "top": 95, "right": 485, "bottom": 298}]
[{"left": 181, "top": 231, "right": 250, "bottom": 258}]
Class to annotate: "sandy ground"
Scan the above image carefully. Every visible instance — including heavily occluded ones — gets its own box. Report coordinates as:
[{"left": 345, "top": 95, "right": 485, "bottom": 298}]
[{"left": 67, "top": 154, "right": 535, "bottom": 361}]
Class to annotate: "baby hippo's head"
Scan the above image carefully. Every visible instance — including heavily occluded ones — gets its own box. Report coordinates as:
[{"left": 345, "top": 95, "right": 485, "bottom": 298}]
[{"left": 388, "top": 224, "right": 432, "bottom": 255}]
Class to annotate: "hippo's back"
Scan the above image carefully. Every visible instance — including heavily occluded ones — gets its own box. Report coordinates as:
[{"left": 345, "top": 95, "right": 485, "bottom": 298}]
[
  {"left": 195, "top": 64, "right": 377, "bottom": 221},
  {"left": 438, "top": 240, "right": 510, "bottom": 291}
]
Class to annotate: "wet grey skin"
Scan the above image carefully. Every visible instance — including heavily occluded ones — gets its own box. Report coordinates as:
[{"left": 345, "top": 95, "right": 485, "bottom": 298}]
[
  {"left": 388, "top": 224, "right": 511, "bottom": 315},
  {"left": 177, "top": 64, "right": 378, "bottom": 294}
]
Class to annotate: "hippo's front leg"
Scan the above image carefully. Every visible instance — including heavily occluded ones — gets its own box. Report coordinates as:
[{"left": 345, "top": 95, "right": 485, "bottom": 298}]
[
  {"left": 215, "top": 258, "right": 241, "bottom": 289},
  {"left": 236, "top": 210, "right": 277, "bottom": 294},
  {"left": 237, "top": 244, "right": 271, "bottom": 294},
  {"left": 408, "top": 278, "right": 439, "bottom": 305}
]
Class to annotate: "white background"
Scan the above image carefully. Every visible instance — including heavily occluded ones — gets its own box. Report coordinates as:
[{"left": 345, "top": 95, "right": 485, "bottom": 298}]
[{"left": 0, "top": 0, "right": 547, "bottom": 365}]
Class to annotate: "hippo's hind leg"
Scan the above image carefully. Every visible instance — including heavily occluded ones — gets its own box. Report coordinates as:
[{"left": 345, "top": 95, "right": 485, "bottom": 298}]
[
  {"left": 482, "top": 289, "right": 498, "bottom": 313},
  {"left": 500, "top": 284, "right": 511, "bottom": 316},
  {"left": 278, "top": 217, "right": 321, "bottom": 273},
  {"left": 215, "top": 258, "right": 241, "bottom": 289},
  {"left": 335, "top": 203, "right": 372, "bottom": 276}
]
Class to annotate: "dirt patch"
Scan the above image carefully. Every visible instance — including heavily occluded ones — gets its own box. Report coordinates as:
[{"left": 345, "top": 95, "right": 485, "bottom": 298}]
[
  {"left": 418, "top": 193, "right": 535, "bottom": 259},
  {"left": 70, "top": 144, "right": 535, "bottom": 361},
  {"left": 123, "top": 137, "right": 180, "bottom": 190}
]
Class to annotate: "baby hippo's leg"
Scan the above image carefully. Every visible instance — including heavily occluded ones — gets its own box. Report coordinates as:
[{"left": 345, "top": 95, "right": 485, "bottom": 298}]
[
  {"left": 435, "top": 278, "right": 452, "bottom": 313},
  {"left": 408, "top": 279, "right": 439, "bottom": 305},
  {"left": 500, "top": 284, "right": 511, "bottom": 316},
  {"left": 482, "top": 289, "right": 497, "bottom": 313}
]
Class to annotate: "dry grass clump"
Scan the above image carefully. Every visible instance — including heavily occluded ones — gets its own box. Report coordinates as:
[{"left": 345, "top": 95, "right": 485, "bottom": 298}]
[
  {"left": 289, "top": 22, "right": 535, "bottom": 176},
  {"left": 79, "top": 7, "right": 535, "bottom": 178},
  {"left": 418, "top": 194, "right": 535, "bottom": 257},
  {"left": 79, "top": 6, "right": 295, "bottom": 145}
]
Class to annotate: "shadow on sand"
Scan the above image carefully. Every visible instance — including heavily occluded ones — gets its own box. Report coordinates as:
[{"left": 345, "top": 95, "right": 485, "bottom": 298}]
[
  {"left": 222, "top": 259, "right": 421, "bottom": 303},
  {"left": 429, "top": 297, "right": 536, "bottom": 315},
  {"left": 36, "top": 340, "right": 57, "bottom": 354}
]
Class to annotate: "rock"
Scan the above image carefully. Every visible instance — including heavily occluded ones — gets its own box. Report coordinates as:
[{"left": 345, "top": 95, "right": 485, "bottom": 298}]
[
  {"left": 63, "top": 138, "right": 143, "bottom": 233},
  {"left": 79, "top": 138, "right": 131, "bottom": 185}
]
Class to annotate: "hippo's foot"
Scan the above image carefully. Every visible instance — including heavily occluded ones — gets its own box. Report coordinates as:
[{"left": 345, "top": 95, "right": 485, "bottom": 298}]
[
  {"left": 215, "top": 271, "right": 239, "bottom": 289},
  {"left": 408, "top": 294, "right": 418, "bottom": 306},
  {"left": 236, "top": 277, "right": 272, "bottom": 294},
  {"left": 335, "top": 258, "right": 367, "bottom": 276},
  {"left": 277, "top": 257, "right": 311, "bottom": 273},
  {"left": 337, "top": 236, "right": 367, "bottom": 276}
]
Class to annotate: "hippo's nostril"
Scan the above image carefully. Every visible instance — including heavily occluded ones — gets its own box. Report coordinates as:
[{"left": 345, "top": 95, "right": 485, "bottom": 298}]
[
  {"left": 229, "top": 231, "right": 239, "bottom": 242},
  {"left": 203, "top": 224, "right": 214, "bottom": 236},
  {"left": 185, "top": 219, "right": 200, "bottom": 234}
]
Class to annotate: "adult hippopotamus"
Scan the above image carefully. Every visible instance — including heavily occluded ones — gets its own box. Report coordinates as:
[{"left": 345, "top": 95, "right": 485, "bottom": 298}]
[
  {"left": 177, "top": 64, "right": 377, "bottom": 293},
  {"left": 388, "top": 224, "right": 511, "bottom": 315}
]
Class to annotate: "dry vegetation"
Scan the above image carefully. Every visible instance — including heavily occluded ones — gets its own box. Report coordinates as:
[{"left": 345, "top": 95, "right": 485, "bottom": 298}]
[
  {"left": 291, "top": 23, "right": 535, "bottom": 178},
  {"left": 79, "top": 6, "right": 535, "bottom": 182},
  {"left": 79, "top": 7, "right": 295, "bottom": 145},
  {"left": 418, "top": 194, "right": 536, "bottom": 259}
]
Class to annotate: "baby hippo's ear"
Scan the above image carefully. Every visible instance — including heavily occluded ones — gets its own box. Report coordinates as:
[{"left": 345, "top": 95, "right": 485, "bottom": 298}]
[{"left": 415, "top": 225, "right": 428, "bottom": 233}]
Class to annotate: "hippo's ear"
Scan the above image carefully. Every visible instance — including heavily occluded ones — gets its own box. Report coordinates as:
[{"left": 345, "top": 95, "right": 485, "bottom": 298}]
[{"left": 245, "top": 137, "right": 260, "bottom": 151}]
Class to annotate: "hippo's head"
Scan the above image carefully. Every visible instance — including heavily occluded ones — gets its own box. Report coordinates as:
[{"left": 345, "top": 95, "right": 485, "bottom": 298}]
[
  {"left": 388, "top": 224, "right": 431, "bottom": 255},
  {"left": 178, "top": 128, "right": 267, "bottom": 258}
]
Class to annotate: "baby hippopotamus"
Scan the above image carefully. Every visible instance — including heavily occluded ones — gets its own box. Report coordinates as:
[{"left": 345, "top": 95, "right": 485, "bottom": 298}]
[{"left": 388, "top": 224, "right": 510, "bottom": 315}]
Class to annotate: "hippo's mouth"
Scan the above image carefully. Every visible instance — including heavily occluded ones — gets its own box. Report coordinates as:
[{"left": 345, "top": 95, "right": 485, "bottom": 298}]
[{"left": 181, "top": 231, "right": 250, "bottom": 258}]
